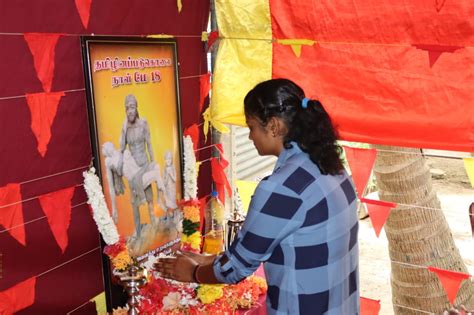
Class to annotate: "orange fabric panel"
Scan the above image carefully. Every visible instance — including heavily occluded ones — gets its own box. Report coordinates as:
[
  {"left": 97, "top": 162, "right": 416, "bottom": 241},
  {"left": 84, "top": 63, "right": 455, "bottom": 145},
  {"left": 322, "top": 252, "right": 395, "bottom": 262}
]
[{"left": 270, "top": 0, "right": 474, "bottom": 151}]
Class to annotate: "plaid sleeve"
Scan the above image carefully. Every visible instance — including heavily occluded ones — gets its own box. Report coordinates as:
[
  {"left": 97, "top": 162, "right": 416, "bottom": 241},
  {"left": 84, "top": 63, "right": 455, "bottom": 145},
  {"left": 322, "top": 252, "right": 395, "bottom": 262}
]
[{"left": 213, "top": 179, "right": 304, "bottom": 284}]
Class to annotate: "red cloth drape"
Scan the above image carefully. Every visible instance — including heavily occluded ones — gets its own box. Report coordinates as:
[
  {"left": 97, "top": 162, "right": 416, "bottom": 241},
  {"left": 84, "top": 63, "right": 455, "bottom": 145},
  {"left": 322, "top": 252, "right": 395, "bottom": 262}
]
[
  {"left": 271, "top": 1, "right": 474, "bottom": 152},
  {"left": 38, "top": 186, "right": 75, "bottom": 253},
  {"left": 0, "top": 183, "right": 25, "bottom": 246}
]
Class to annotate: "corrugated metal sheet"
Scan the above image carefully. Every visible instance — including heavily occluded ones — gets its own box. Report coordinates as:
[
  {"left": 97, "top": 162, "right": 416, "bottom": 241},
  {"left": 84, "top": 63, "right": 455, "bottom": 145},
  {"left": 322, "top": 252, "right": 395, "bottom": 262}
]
[{"left": 234, "top": 126, "right": 277, "bottom": 180}]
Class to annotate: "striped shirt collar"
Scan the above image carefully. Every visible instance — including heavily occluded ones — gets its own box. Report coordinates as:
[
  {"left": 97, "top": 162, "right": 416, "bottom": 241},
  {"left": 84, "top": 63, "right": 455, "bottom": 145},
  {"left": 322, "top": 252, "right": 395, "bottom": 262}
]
[{"left": 274, "top": 142, "right": 303, "bottom": 171}]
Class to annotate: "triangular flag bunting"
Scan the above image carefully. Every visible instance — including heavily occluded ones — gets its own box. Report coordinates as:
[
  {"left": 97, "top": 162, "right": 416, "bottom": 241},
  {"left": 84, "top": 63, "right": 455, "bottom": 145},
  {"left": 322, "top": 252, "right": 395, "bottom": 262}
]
[
  {"left": 24, "top": 33, "right": 61, "bottom": 92},
  {"left": 277, "top": 39, "right": 315, "bottom": 58},
  {"left": 184, "top": 124, "right": 199, "bottom": 151},
  {"left": 360, "top": 297, "right": 381, "bottom": 315},
  {"left": 74, "top": 0, "right": 92, "bottom": 29},
  {"left": 0, "top": 277, "right": 37, "bottom": 314},
  {"left": 147, "top": 34, "right": 174, "bottom": 39},
  {"left": 211, "top": 157, "right": 232, "bottom": 205},
  {"left": 90, "top": 291, "right": 107, "bottom": 315},
  {"left": 343, "top": 146, "right": 377, "bottom": 197},
  {"left": 38, "top": 186, "right": 75, "bottom": 253},
  {"left": 463, "top": 158, "right": 474, "bottom": 189},
  {"left": 0, "top": 183, "right": 26, "bottom": 246},
  {"left": 360, "top": 198, "right": 396, "bottom": 237},
  {"left": 25, "top": 92, "right": 65, "bottom": 157},
  {"left": 199, "top": 72, "right": 211, "bottom": 112},
  {"left": 207, "top": 31, "right": 219, "bottom": 50},
  {"left": 413, "top": 44, "right": 463, "bottom": 68},
  {"left": 428, "top": 266, "right": 471, "bottom": 304}
]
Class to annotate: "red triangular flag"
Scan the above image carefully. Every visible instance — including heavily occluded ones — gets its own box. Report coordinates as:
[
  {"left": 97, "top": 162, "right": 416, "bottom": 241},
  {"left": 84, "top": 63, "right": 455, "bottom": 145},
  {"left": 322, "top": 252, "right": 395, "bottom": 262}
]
[
  {"left": 211, "top": 158, "right": 232, "bottom": 204},
  {"left": 360, "top": 297, "right": 381, "bottom": 315},
  {"left": 25, "top": 92, "right": 65, "bottom": 157},
  {"left": 199, "top": 72, "right": 211, "bottom": 112},
  {"left": 215, "top": 143, "right": 229, "bottom": 167},
  {"left": 207, "top": 31, "right": 219, "bottom": 50},
  {"left": 0, "top": 183, "right": 25, "bottom": 246},
  {"left": 413, "top": 44, "right": 463, "bottom": 68},
  {"left": 184, "top": 124, "right": 200, "bottom": 151},
  {"left": 74, "top": 0, "right": 92, "bottom": 29},
  {"left": 360, "top": 198, "right": 396, "bottom": 237},
  {"left": 0, "top": 277, "right": 37, "bottom": 314},
  {"left": 24, "top": 33, "right": 61, "bottom": 92},
  {"left": 343, "top": 146, "right": 377, "bottom": 197},
  {"left": 428, "top": 266, "right": 471, "bottom": 304},
  {"left": 38, "top": 186, "right": 75, "bottom": 253}
]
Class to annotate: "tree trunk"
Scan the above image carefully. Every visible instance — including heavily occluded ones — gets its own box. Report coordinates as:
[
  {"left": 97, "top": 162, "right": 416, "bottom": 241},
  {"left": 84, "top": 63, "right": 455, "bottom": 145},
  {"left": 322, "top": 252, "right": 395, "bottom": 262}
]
[{"left": 372, "top": 145, "right": 474, "bottom": 314}]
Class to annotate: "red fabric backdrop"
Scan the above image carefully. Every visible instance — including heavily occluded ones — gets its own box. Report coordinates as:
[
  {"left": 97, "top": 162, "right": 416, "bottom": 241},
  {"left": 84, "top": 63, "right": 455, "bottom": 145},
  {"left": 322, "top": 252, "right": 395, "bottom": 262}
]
[
  {"left": 271, "top": 0, "right": 473, "bottom": 151},
  {"left": 0, "top": 1, "right": 210, "bottom": 313}
]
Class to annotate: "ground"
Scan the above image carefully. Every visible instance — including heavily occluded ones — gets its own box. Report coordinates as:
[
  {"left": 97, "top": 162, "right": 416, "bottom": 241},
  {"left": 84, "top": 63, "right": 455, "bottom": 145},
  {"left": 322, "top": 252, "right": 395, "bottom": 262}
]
[{"left": 359, "top": 155, "right": 474, "bottom": 314}]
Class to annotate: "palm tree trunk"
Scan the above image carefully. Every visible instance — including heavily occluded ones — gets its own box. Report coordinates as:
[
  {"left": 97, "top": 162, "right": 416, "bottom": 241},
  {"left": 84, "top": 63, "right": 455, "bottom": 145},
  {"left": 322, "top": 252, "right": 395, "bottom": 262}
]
[{"left": 372, "top": 145, "right": 474, "bottom": 314}]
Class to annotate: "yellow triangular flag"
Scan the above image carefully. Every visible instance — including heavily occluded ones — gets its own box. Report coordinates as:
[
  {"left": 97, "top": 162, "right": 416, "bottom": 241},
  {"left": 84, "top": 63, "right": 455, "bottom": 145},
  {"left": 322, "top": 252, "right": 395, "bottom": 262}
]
[
  {"left": 147, "top": 34, "right": 174, "bottom": 39},
  {"left": 463, "top": 158, "right": 474, "bottom": 188},
  {"left": 201, "top": 31, "right": 208, "bottom": 42},
  {"left": 202, "top": 107, "right": 230, "bottom": 142},
  {"left": 90, "top": 291, "right": 107, "bottom": 315},
  {"left": 277, "top": 39, "right": 315, "bottom": 58},
  {"left": 177, "top": 0, "right": 182, "bottom": 12},
  {"left": 196, "top": 161, "right": 202, "bottom": 178}
]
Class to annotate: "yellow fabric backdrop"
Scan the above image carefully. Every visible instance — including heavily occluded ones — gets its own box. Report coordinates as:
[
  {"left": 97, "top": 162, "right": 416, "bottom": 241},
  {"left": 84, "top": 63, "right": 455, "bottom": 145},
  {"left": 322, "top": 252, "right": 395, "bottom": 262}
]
[{"left": 211, "top": 0, "right": 272, "bottom": 128}]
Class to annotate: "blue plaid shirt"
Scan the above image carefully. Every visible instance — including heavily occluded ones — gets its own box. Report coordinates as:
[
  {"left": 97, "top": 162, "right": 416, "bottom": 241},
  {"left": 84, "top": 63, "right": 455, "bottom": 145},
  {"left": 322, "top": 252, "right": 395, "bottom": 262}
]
[{"left": 213, "top": 143, "right": 359, "bottom": 314}]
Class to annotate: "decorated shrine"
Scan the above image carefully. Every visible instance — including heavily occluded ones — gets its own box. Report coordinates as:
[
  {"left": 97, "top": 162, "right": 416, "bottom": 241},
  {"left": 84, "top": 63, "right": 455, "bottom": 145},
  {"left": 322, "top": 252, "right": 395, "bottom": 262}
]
[{"left": 0, "top": 1, "right": 473, "bottom": 314}]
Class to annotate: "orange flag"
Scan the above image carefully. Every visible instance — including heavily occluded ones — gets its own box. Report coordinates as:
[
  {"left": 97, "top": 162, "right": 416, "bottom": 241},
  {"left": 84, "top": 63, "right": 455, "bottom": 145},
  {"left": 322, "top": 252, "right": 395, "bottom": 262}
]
[
  {"left": 207, "top": 31, "right": 219, "bottom": 50},
  {"left": 343, "top": 146, "right": 377, "bottom": 197},
  {"left": 199, "top": 72, "right": 211, "bottom": 112},
  {"left": 360, "top": 198, "right": 397, "bottom": 237},
  {"left": 25, "top": 92, "right": 65, "bottom": 157},
  {"left": 428, "top": 266, "right": 471, "bottom": 304},
  {"left": 0, "top": 277, "right": 37, "bottom": 314},
  {"left": 0, "top": 183, "right": 25, "bottom": 246},
  {"left": 38, "top": 186, "right": 75, "bottom": 253},
  {"left": 211, "top": 157, "right": 232, "bottom": 205},
  {"left": 24, "top": 33, "right": 61, "bottom": 92},
  {"left": 413, "top": 44, "right": 463, "bottom": 68},
  {"left": 184, "top": 124, "right": 200, "bottom": 150},
  {"left": 360, "top": 297, "right": 381, "bottom": 315},
  {"left": 75, "top": 0, "right": 93, "bottom": 29}
]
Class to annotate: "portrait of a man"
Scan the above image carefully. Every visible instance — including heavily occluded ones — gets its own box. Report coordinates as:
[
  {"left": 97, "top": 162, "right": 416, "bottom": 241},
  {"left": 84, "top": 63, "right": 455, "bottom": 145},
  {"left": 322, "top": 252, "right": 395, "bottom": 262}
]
[{"left": 83, "top": 37, "right": 183, "bottom": 257}]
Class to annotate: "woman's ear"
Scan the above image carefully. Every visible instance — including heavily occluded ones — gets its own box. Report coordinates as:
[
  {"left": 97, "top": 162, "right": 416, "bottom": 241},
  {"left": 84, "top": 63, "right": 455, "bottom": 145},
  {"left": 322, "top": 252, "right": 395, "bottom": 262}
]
[{"left": 268, "top": 117, "right": 286, "bottom": 137}]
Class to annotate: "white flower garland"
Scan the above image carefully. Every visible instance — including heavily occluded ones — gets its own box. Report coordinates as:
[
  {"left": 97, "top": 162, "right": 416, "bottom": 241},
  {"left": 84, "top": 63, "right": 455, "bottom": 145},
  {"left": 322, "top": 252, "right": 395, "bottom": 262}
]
[
  {"left": 183, "top": 135, "right": 198, "bottom": 201},
  {"left": 83, "top": 167, "right": 120, "bottom": 245}
]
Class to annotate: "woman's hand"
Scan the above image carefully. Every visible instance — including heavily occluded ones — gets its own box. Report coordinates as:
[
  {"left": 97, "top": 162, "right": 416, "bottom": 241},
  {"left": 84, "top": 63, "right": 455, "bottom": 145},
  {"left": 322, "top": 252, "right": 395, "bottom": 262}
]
[
  {"left": 154, "top": 252, "right": 198, "bottom": 283},
  {"left": 180, "top": 251, "right": 216, "bottom": 265}
]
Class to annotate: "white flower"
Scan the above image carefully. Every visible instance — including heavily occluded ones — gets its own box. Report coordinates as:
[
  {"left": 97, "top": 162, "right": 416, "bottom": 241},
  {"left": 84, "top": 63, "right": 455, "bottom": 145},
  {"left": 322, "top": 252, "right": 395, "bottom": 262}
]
[
  {"left": 183, "top": 136, "right": 198, "bottom": 200},
  {"left": 163, "top": 292, "right": 181, "bottom": 310},
  {"left": 83, "top": 167, "right": 119, "bottom": 245}
]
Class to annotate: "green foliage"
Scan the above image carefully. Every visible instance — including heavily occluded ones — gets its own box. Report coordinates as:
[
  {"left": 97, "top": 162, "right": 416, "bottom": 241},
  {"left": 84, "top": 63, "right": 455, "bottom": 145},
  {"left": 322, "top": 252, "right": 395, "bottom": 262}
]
[{"left": 182, "top": 219, "right": 200, "bottom": 236}]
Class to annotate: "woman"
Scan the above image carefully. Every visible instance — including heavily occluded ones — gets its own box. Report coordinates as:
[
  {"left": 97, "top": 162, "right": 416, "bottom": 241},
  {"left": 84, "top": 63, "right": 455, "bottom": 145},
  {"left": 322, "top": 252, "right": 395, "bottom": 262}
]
[{"left": 156, "top": 79, "right": 359, "bottom": 314}]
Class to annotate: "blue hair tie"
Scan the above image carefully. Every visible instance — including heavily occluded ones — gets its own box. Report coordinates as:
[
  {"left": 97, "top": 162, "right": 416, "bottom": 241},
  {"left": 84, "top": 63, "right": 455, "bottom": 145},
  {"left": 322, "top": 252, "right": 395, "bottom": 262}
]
[{"left": 301, "top": 97, "right": 310, "bottom": 109}]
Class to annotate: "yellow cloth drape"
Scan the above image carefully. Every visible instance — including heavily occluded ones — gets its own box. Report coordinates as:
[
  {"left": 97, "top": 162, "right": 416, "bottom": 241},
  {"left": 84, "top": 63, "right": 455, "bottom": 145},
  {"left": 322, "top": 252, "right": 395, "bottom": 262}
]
[
  {"left": 463, "top": 158, "right": 474, "bottom": 189},
  {"left": 211, "top": 0, "right": 273, "bottom": 128}
]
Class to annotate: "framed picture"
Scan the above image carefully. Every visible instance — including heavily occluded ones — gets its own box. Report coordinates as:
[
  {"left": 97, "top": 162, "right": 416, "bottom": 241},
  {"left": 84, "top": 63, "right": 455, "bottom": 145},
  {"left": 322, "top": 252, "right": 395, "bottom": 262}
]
[{"left": 81, "top": 36, "right": 183, "bottom": 260}]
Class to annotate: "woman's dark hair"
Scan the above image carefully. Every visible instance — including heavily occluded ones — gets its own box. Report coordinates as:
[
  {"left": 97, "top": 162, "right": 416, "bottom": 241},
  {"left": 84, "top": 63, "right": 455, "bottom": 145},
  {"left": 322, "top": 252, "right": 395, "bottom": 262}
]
[{"left": 244, "top": 78, "right": 344, "bottom": 175}]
